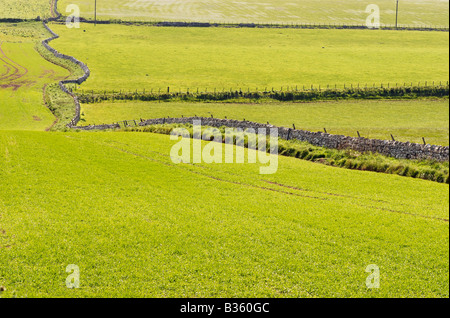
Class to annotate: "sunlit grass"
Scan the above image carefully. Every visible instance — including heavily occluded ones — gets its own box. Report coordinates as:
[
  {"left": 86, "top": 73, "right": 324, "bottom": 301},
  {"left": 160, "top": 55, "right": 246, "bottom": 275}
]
[
  {"left": 80, "top": 99, "right": 450, "bottom": 146},
  {"left": 58, "top": 0, "right": 450, "bottom": 26},
  {"left": 50, "top": 24, "right": 449, "bottom": 93},
  {"left": 0, "top": 131, "right": 448, "bottom": 297}
]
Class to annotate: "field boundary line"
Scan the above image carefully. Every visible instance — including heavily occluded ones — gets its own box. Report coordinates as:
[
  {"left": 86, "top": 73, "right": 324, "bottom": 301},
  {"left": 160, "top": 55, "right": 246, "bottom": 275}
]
[
  {"left": 72, "top": 116, "right": 450, "bottom": 162},
  {"left": 36, "top": 0, "right": 90, "bottom": 127},
  {"left": 40, "top": 21, "right": 90, "bottom": 127},
  {"left": 90, "top": 137, "right": 449, "bottom": 223},
  {"left": 2, "top": 18, "right": 449, "bottom": 32},
  {"left": 1, "top": 1, "right": 448, "bottom": 32},
  {"left": 77, "top": 84, "right": 450, "bottom": 104},
  {"left": 49, "top": 0, "right": 449, "bottom": 33},
  {"left": 76, "top": 19, "right": 450, "bottom": 32}
]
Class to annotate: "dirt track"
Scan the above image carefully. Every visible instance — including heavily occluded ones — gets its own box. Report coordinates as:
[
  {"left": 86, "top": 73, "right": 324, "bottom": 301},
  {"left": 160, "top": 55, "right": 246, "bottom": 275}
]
[{"left": 0, "top": 41, "right": 29, "bottom": 83}]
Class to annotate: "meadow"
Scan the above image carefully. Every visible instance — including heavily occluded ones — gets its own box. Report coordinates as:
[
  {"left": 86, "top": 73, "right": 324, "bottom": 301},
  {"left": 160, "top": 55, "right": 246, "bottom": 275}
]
[
  {"left": 0, "top": 130, "right": 448, "bottom": 297},
  {"left": 57, "top": 0, "right": 450, "bottom": 26},
  {"left": 80, "top": 99, "right": 450, "bottom": 146},
  {"left": 0, "top": 0, "right": 448, "bottom": 300},
  {"left": 0, "top": 22, "right": 69, "bottom": 131},
  {"left": 50, "top": 23, "right": 449, "bottom": 93},
  {"left": 0, "top": 0, "right": 53, "bottom": 20}
]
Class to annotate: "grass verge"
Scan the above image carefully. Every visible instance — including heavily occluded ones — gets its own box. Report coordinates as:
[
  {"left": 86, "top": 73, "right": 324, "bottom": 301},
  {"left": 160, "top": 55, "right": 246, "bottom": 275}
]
[
  {"left": 116, "top": 123, "right": 449, "bottom": 184},
  {"left": 0, "top": 130, "right": 448, "bottom": 297}
]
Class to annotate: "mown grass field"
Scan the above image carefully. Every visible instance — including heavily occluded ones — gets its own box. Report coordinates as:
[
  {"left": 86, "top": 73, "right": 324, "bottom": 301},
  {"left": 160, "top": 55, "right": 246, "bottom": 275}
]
[
  {"left": 0, "top": 0, "right": 448, "bottom": 300},
  {"left": 0, "top": 0, "right": 53, "bottom": 20},
  {"left": 50, "top": 23, "right": 449, "bottom": 93},
  {"left": 0, "top": 131, "right": 448, "bottom": 297},
  {"left": 80, "top": 99, "right": 450, "bottom": 146},
  {"left": 0, "top": 22, "right": 69, "bottom": 131},
  {"left": 58, "top": 0, "right": 450, "bottom": 26}
]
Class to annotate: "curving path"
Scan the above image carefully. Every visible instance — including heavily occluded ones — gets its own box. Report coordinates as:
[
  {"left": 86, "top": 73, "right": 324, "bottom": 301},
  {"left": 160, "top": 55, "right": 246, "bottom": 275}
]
[{"left": 0, "top": 41, "right": 28, "bottom": 82}]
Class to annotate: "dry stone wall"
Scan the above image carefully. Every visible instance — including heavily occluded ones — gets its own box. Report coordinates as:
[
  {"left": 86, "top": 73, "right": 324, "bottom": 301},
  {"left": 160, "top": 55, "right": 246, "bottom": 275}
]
[
  {"left": 42, "top": 1, "right": 90, "bottom": 127},
  {"left": 73, "top": 117, "right": 449, "bottom": 162}
]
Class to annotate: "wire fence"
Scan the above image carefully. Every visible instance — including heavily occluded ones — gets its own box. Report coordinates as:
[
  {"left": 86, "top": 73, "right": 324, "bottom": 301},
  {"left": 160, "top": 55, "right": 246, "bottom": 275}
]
[
  {"left": 69, "top": 17, "right": 449, "bottom": 31},
  {"left": 71, "top": 81, "right": 450, "bottom": 103},
  {"left": 75, "top": 116, "right": 448, "bottom": 154}
]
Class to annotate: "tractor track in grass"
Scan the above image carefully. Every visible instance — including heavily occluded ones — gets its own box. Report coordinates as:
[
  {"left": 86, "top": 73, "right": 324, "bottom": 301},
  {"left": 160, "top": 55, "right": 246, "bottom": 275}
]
[
  {"left": 0, "top": 41, "right": 28, "bottom": 83},
  {"left": 112, "top": 142, "right": 449, "bottom": 222},
  {"left": 0, "top": 46, "right": 19, "bottom": 81},
  {"left": 73, "top": 137, "right": 448, "bottom": 223},
  {"left": 0, "top": 61, "right": 15, "bottom": 80},
  {"left": 0, "top": 64, "right": 9, "bottom": 75}
]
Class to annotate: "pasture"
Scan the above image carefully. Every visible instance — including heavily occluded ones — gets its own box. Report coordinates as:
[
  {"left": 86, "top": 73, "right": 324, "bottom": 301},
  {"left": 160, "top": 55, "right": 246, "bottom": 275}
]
[
  {"left": 51, "top": 24, "right": 449, "bottom": 91},
  {"left": 0, "top": 0, "right": 448, "bottom": 300},
  {"left": 57, "top": 0, "right": 450, "bottom": 26},
  {"left": 50, "top": 23, "right": 449, "bottom": 93},
  {"left": 0, "top": 22, "right": 69, "bottom": 131},
  {"left": 0, "top": 131, "right": 448, "bottom": 297},
  {"left": 80, "top": 99, "right": 450, "bottom": 146},
  {"left": 0, "top": 0, "right": 53, "bottom": 20}
]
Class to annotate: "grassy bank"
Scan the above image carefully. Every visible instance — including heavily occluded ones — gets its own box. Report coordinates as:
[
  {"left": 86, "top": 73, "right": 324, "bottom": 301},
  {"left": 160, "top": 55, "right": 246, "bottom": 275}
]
[
  {"left": 0, "top": 130, "right": 448, "bottom": 297},
  {"left": 118, "top": 123, "right": 449, "bottom": 184}
]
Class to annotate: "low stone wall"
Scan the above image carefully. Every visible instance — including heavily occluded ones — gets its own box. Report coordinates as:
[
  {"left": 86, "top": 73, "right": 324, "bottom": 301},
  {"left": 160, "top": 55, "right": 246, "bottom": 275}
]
[
  {"left": 72, "top": 117, "right": 449, "bottom": 161},
  {"left": 42, "top": 13, "right": 90, "bottom": 127},
  {"left": 136, "top": 117, "right": 449, "bottom": 162},
  {"left": 74, "top": 123, "right": 120, "bottom": 130}
]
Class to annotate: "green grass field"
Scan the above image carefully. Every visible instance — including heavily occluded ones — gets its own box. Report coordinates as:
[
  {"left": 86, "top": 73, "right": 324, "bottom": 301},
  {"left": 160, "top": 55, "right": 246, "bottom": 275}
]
[
  {"left": 58, "top": 0, "right": 450, "bottom": 26},
  {"left": 80, "top": 99, "right": 450, "bottom": 146},
  {"left": 0, "top": 1, "right": 448, "bottom": 300},
  {"left": 0, "top": 0, "right": 53, "bottom": 20},
  {"left": 50, "top": 23, "right": 449, "bottom": 93},
  {"left": 0, "top": 130, "right": 448, "bottom": 297},
  {"left": 0, "top": 22, "right": 69, "bottom": 131}
]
